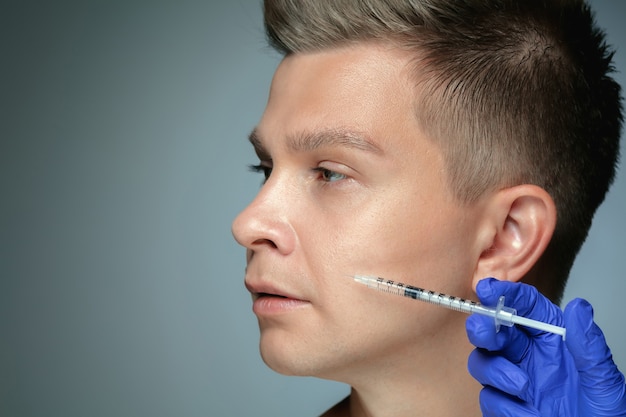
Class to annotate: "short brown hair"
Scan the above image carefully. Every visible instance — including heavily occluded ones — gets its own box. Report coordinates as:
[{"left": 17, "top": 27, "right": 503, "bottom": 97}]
[{"left": 263, "top": 0, "right": 623, "bottom": 303}]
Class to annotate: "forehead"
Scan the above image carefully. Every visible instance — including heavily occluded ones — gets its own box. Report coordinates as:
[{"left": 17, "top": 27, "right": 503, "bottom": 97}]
[{"left": 255, "top": 43, "right": 422, "bottom": 153}]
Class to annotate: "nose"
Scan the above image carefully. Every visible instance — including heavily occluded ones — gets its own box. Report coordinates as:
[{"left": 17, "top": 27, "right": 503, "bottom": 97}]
[{"left": 231, "top": 178, "right": 297, "bottom": 257}]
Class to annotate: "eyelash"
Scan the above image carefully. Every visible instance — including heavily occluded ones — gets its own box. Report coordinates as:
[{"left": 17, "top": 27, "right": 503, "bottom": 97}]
[
  {"left": 248, "top": 164, "right": 346, "bottom": 183},
  {"left": 248, "top": 163, "right": 272, "bottom": 182}
]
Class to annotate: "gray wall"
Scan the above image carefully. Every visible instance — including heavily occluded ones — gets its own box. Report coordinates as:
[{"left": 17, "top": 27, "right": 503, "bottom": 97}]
[{"left": 1, "top": 1, "right": 624, "bottom": 416}]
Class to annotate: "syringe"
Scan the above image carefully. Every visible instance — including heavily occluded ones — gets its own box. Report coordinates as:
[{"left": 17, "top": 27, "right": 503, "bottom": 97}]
[{"left": 354, "top": 275, "right": 566, "bottom": 340}]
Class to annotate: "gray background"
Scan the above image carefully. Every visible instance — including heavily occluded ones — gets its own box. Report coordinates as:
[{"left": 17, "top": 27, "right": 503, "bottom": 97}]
[{"left": 0, "top": 1, "right": 624, "bottom": 416}]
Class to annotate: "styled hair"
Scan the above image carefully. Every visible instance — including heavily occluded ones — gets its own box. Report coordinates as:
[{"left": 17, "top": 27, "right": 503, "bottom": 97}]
[{"left": 263, "top": 0, "right": 623, "bottom": 303}]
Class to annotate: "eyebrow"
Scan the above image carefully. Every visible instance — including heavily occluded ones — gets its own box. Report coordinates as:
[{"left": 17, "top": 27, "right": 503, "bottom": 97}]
[
  {"left": 248, "top": 127, "right": 384, "bottom": 157},
  {"left": 248, "top": 128, "right": 269, "bottom": 159}
]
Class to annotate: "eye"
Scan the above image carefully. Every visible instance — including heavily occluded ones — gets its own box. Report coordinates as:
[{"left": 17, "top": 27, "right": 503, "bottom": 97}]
[
  {"left": 248, "top": 162, "right": 272, "bottom": 182},
  {"left": 314, "top": 167, "right": 347, "bottom": 182}
]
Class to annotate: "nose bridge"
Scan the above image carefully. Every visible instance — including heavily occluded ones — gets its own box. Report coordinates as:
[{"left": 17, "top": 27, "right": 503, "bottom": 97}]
[{"left": 231, "top": 173, "right": 297, "bottom": 254}]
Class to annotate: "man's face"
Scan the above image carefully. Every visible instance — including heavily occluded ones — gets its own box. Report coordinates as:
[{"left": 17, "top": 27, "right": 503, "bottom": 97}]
[{"left": 232, "top": 43, "right": 488, "bottom": 383}]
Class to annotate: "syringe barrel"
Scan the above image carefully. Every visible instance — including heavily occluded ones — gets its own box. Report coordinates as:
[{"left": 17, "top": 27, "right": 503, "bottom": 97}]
[
  {"left": 374, "top": 279, "right": 516, "bottom": 329},
  {"left": 403, "top": 286, "right": 479, "bottom": 313}
]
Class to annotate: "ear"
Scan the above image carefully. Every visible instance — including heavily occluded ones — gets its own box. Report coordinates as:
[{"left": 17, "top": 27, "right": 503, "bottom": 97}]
[{"left": 472, "top": 185, "right": 556, "bottom": 290}]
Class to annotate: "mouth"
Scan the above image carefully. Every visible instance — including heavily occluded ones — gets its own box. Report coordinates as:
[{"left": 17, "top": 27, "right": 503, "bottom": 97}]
[
  {"left": 246, "top": 281, "right": 310, "bottom": 315},
  {"left": 246, "top": 280, "right": 298, "bottom": 299},
  {"left": 251, "top": 291, "right": 304, "bottom": 304},
  {"left": 256, "top": 292, "right": 288, "bottom": 298}
]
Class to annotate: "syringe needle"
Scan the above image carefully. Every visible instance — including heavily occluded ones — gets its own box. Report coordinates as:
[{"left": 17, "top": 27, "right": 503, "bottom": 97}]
[{"left": 353, "top": 275, "right": 566, "bottom": 340}]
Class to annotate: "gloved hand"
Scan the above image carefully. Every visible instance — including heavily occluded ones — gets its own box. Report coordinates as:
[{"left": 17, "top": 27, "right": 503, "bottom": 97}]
[{"left": 466, "top": 278, "right": 626, "bottom": 416}]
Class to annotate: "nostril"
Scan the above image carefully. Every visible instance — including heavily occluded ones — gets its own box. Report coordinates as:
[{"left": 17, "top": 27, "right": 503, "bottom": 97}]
[{"left": 253, "top": 238, "right": 278, "bottom": 249}]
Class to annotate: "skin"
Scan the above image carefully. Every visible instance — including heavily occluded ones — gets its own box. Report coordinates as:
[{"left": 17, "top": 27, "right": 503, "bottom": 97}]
[{"left": 232, "top": 42, "right": 556, "bottom": 416}]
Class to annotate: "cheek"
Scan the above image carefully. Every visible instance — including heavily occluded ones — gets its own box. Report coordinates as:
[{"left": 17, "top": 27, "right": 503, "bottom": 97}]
[
  {"left": 343, "top": 199, "right": 474, "bottom": 292},
  {"left": 297, "top": 202, "right": 423, "bottom": 277},
  {"left": 291, "top": 180, "right": 477, "bottom": 297}
]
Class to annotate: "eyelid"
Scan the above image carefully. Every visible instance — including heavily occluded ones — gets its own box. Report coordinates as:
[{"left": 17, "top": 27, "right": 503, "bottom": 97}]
[
  {"left": 314, "top": 159, "right": 356, "bottom": 182},
  {"left": 312, "top": 167, "right": 347, "bottom": 182}
]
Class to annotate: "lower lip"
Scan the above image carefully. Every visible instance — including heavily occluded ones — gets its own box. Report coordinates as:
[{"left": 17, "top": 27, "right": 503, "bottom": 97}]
[{"left": 252, "top": 295, "right": 310, "bottom": 315}]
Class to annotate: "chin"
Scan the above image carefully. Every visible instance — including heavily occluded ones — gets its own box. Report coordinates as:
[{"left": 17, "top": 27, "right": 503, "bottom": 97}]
[
  {"left": 258, "top": 335, "right": 365, "bottom": 384},
  {"left": 259, "top": 344, "right": 313, "bottom": 376},
  {"left": 257, "top": 331, "right": 343, "bottom": 378}
]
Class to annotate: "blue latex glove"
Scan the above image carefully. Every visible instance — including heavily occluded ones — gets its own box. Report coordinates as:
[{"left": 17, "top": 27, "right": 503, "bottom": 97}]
[{"left": 466, "top": 278, "right": 626, "bottom": 416}]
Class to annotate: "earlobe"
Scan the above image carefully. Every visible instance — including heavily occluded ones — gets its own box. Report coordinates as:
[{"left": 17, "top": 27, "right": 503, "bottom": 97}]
[{"left": 472, "top": 185, "right": 556, "bottom": 290}]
